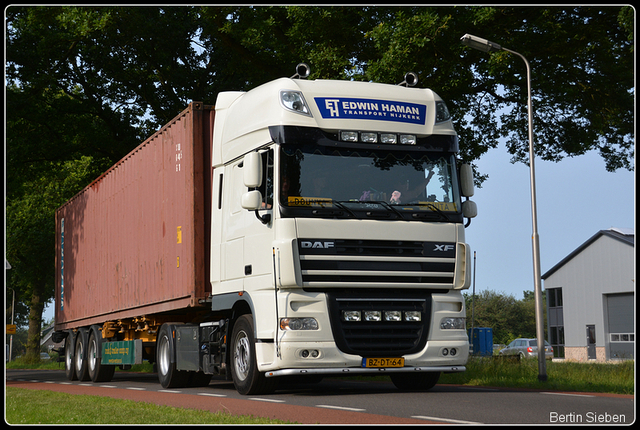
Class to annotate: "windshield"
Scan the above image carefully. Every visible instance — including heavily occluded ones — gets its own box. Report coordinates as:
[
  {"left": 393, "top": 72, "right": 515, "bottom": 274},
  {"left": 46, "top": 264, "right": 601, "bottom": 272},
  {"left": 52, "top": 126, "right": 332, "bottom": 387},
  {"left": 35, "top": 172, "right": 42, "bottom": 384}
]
[{"left": 279, "top": 143, "right": 462, "bottom": 221}]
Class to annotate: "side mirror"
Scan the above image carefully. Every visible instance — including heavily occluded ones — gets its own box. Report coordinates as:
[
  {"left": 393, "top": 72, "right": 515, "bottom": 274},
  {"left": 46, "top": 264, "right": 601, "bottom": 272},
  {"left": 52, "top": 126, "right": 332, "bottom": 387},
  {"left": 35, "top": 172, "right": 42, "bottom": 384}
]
[
  {"left": 460, "top": 164, "right": 474, "bottom": 197},
  {"left": 242, "top": 190, "right": 263, "bottom": 210},
  {"left": 243, "top": 152, "right": 262, "bottom": 188},
  {"left": 462, "top": 200, "right": 477, "bottom": 218}
]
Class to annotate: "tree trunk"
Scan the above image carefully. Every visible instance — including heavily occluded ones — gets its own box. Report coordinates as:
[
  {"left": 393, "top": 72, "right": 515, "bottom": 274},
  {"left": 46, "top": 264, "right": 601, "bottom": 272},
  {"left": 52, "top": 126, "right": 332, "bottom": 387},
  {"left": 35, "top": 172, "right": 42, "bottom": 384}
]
[{"left": 25, "top": 284, "right": 45, "bottom": 362}]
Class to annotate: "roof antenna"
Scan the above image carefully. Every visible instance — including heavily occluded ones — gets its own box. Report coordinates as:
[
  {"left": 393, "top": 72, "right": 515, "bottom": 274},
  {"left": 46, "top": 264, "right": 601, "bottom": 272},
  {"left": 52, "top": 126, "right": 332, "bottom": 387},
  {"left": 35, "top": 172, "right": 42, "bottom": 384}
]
[
  {"left": 398, "top": 72, "right": 418, "bottom": 87},
  {"left": 291, "top": 63, "right": 310, "bottom": 79}
]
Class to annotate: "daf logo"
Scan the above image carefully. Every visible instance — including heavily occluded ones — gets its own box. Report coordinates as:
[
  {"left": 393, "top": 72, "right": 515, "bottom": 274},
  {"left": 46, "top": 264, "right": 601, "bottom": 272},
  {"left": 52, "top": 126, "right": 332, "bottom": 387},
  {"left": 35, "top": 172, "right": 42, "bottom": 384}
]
[
  {"left": 301, "top": 241, "right": 335, "bottom": 249},
  {"left": 434, "top": 244, "right": 455, "bottom": 252}
]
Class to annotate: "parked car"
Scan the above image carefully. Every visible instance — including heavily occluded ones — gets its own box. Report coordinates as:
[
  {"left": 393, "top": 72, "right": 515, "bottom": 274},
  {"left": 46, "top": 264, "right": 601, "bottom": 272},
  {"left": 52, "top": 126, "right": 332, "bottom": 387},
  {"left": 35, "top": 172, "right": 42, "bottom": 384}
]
[
  {"left": 493, "top": 344, "right": 506, "bottom": 354},
  {"left": 40, "top": 352, "right": 51, "bottom": 361},
  {"left": 499, "top": 338, "right": 553, "bottom": 359}
]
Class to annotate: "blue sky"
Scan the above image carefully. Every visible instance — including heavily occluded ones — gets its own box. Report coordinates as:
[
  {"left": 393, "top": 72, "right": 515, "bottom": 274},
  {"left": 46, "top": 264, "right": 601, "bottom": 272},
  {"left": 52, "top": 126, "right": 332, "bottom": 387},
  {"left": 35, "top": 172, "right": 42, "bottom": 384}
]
[{"left": 464, "top": 143, "right": 635, "bottom": 300}]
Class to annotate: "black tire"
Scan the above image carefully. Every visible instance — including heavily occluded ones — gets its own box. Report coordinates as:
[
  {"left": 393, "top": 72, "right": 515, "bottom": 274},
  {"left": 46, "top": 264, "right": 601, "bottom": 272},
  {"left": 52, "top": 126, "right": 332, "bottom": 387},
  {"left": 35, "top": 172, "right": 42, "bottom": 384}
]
[
  {"left": 230, "top": 315, "right": 277, "bottom": 395},
  {"left": 156, "top": 323, "right": 189, "bottom": 388},
  {"left": 87, "top": 327, "right": 116, "bottom": 383},
  {"left": 64, "top": 331, "right": 78, "bottom": 381},
  {"left": 391, "top": 371, "right": 440, "bottom": 391},
  {"left": 74, "top": 328, "right": 91, "bottom": 381}
]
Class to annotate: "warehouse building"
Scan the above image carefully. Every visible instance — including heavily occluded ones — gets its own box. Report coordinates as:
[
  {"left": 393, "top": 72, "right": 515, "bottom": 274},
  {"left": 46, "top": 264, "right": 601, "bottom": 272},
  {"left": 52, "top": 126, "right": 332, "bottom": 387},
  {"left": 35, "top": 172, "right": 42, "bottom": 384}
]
[{"left": 542, "top": 228, "right": 634, "bottom": 362}]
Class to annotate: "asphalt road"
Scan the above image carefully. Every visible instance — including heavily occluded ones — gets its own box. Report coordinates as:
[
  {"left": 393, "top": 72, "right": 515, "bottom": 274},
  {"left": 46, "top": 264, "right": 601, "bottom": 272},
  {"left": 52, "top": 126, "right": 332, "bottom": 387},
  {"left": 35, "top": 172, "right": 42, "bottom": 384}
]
[{"left": 6, "top": 369, "right": 635, "bottom": 425}]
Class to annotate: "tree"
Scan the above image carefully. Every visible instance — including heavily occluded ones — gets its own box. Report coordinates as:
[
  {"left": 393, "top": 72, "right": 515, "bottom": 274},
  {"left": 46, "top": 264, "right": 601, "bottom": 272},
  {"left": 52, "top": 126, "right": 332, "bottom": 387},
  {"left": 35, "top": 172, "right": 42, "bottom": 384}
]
[
  {"left": 6, "top": 85, "right": 114, "bottom": 360},
  {"left": 465, "top": 290, "right": 545, "bottom": 345},
  {"left": 362, "top": 6, "right": 634, "bottom": 172},
  {"left": 5, "top": 6, "right": 633, "bottom": 356}
]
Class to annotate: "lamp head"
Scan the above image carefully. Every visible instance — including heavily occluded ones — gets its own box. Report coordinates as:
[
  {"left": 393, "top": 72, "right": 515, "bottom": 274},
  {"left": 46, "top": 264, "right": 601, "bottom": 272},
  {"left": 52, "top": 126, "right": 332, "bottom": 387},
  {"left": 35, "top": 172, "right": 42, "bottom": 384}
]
[{"left": 460, "top": 34, "right": 502, "bottom": 53}]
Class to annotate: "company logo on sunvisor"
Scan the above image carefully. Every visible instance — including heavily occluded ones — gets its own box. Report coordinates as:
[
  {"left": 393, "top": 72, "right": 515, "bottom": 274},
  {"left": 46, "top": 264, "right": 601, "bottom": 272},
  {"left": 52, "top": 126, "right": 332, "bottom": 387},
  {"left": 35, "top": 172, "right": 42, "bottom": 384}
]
[{"left": 315, "top": 97, "right": 426, "bottom": 125}]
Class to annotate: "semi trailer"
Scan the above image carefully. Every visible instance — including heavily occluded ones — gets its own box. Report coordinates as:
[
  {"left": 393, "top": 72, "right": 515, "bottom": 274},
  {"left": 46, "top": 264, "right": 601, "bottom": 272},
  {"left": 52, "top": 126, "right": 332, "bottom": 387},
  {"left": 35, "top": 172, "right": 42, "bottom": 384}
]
[{"left": 53, "top": 65, "right": 478, "bottom": 395}]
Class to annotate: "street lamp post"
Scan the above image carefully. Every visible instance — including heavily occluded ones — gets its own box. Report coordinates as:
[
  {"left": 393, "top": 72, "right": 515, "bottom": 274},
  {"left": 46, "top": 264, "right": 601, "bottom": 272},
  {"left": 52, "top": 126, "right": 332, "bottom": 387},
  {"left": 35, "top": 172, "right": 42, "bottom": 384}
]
[{"left": 461, "top": 34, "right": 547, "bottom": 381}]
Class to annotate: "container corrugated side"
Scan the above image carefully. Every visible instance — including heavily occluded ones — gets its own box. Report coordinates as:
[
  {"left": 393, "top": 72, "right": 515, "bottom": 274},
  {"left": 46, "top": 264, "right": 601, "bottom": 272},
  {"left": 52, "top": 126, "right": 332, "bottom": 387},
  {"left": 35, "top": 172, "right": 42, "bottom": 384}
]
[{"left": 54, "top": 102, "right": 214, "bottom": 330}]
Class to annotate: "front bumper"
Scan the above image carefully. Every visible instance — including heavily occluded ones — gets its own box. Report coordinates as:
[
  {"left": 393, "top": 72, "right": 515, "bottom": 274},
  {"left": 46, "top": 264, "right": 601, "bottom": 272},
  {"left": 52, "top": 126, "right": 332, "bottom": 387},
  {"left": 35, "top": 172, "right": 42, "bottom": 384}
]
[
  {"left": 257, "top": 337, "right": 469, "bottom": 378},
  {"left": 266, "top": 365, "right": 466, "bottom": 378}
]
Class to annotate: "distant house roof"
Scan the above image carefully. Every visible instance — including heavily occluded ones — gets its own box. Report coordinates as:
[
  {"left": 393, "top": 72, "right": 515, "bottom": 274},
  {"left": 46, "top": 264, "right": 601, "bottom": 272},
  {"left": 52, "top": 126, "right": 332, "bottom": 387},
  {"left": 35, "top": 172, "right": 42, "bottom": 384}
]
[{"left": 542, "top": 228, "right": 635, "bottom": 280}]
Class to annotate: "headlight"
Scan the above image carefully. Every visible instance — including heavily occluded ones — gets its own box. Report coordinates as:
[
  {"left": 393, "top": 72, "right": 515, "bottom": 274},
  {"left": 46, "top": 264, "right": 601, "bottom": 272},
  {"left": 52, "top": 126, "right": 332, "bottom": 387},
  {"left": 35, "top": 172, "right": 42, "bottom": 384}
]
[
  {"left": 440, "top": 317, "right": 465, "bottom": 330},
  {"left": 280, "top": 90, "right": 312, "bottom": 116},
  {"left": 280, "top": 317, "right": 319, "bottom": 330}
]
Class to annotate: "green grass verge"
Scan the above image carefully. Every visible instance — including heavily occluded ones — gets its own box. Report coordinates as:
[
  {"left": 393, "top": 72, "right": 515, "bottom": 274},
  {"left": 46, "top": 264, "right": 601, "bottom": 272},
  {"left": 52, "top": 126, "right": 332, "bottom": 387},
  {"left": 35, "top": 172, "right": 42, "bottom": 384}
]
[
  {"left": 438, "top": 356, "right": 634, "bottom": 395},
  {"left": 5, "top": 387, "right": 293, "bottom": 424}
]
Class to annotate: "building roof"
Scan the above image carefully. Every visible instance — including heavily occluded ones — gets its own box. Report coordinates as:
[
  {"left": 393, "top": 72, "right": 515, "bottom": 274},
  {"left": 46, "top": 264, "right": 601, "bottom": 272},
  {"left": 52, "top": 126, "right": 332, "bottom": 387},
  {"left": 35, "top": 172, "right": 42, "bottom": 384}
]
[{"left": 542, "top": 228, "right": 635, "bottom": 280}]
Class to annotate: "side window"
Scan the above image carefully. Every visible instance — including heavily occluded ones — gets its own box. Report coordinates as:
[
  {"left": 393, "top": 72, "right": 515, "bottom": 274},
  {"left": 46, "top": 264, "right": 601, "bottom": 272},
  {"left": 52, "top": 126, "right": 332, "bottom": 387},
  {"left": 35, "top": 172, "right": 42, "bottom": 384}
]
[{"left": 257, "top": 148, "right": 274, "bottom": 209}]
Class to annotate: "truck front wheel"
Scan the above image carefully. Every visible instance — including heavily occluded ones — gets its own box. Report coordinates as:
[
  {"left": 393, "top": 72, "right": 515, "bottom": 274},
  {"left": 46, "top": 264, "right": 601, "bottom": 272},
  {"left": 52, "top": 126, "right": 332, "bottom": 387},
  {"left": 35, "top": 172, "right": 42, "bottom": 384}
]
[
  {"left": 156, "top": 323, "right": 188, "bottom": 388},
  {"left": 230, "top": 315, "right": 277, "bottom": 395}
]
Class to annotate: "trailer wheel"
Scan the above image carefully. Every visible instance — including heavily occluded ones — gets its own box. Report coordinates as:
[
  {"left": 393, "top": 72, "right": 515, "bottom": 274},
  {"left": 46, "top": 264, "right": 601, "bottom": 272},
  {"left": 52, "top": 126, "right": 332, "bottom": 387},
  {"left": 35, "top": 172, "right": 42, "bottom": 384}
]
[
  {"left": 230, "top": 315, "right": 277, "bottom": 395},
  {"left": 88, "top": 327, "right": 115, "bottom": 383},
  {"left": 64, "top": 331, "right": 78, "bottom": 381},
  {"left": 74, "top": 328, "right": 91, "bottom": 381},
  {"left": 156, "top": 323, "right": 189, "bottom": 388},
  {"left": 391, "top": 371, "right": 440, "bottom": 391}
]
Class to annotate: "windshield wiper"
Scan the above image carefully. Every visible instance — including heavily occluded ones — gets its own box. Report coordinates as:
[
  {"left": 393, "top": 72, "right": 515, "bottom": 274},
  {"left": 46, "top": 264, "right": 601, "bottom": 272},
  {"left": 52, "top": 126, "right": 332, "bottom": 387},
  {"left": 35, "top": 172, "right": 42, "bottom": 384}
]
[
  {"left": 312, "top": 200, "right": 356, "bottom": 218},
  {"left": 341, "top": 200, "right": 404, "bottom": 219},
  {"left": 404, "top": 203, "right": 452, "bottom": 222}
]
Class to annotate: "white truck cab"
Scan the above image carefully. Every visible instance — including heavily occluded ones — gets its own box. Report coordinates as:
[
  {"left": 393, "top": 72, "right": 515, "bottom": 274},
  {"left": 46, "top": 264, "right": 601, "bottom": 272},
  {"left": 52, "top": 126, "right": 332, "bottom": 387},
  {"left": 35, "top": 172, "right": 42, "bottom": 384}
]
[{"left": 209, "top": 65, "right": 476, "bottom": 394}]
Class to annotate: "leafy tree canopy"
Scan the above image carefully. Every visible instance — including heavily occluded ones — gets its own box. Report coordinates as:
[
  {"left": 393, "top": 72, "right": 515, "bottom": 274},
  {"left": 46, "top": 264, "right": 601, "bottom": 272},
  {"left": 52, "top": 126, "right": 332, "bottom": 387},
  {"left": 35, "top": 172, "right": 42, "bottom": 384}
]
[
  {"left": 7, "top": 6, "right": 634, "bottom": 172},
  {"left": 5, "top": 6, "right": 634, "bottom": 357}
]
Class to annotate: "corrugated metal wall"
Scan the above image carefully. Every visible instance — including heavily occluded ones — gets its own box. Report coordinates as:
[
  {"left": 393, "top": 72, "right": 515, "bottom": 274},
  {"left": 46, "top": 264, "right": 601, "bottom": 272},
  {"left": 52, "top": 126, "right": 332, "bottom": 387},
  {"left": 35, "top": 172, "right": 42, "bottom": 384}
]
[{"left": 54, "top": 102, "right": 214, "bottom": 330}]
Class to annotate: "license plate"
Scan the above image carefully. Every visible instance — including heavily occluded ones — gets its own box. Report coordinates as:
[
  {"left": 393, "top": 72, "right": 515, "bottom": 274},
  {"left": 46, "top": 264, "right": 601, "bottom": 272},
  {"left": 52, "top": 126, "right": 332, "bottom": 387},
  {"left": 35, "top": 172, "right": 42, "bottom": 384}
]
[{"left": 362, "top": 357, "right": 405, "bottom": 368}]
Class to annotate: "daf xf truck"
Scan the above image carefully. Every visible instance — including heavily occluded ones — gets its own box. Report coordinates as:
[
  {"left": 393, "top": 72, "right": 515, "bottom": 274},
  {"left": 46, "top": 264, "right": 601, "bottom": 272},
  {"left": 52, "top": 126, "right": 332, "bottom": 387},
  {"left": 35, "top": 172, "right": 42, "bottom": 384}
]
[{"left": 54, "top": 65, "right": 478, "bottom": 395}]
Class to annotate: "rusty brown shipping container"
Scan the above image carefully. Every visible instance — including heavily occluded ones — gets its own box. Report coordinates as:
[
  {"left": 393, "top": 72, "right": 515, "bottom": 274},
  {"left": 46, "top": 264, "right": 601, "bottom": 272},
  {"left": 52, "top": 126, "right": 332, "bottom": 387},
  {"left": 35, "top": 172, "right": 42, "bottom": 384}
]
[{"left": 54, "top": 102, "right": 215, "bottom": 331}]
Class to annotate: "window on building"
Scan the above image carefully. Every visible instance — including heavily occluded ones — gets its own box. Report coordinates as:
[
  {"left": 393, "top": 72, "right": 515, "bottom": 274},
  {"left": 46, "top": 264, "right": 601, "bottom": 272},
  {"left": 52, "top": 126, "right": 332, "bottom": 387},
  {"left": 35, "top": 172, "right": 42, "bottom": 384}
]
[{"left": 547, "top": 288, "right": 564, "bottom": 358}]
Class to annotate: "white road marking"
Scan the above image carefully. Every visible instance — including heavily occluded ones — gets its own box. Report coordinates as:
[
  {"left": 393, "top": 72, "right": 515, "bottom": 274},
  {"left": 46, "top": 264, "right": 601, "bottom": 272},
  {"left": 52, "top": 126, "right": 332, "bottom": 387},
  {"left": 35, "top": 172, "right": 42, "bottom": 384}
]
[
  {"left": 541, "top": 392, "right": 595, "bottom": 398},
  {"left": 412, "top": 415, "right": 481, "bottom": 424},
  {"left": 197, "top": 392, "right": 227, "bottom": 397},
  {"left": 249, "top": 397, "right": 286, "bottom": 403},
  {"left": 315, "top": 404, "right": 366, "bottom": 412}
]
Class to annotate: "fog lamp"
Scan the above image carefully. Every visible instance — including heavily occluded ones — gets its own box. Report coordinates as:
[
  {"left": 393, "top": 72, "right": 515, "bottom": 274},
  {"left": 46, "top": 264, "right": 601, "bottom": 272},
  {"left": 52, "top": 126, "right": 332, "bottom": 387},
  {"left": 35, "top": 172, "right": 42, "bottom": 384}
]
[
  {"left": 342, "top": 310, "right": 361, "bottom": 322},
  {"left": 340, "top": 131, "right": 358, "bottom": 142},
  {"left": 380, "top": 133, "right": 397, "bottom": 144},
  {"left": 363, "top": 310, "right": 382, "bottom": 322},
  {"left": 399, "top": 134, "right": 417, "bottom": 145},
  {"left": 360, "top": 132, "right": 378, "bottom": 143},
  {"left": 404, "top": 311, "right": 421, "bottom": 322},
  {"left": 384, "top": 310, "right": 402, "bottom": 322}
]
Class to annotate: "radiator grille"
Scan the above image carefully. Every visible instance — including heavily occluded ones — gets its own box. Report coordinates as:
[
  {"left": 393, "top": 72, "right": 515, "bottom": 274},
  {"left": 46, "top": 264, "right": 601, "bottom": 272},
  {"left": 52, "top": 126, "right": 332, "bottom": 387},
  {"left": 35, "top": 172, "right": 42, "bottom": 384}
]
[
  {"left": 326, "top": 290, "right": 432, "bottom": 356},
  {"left": 298, "top": 239, "right": 456, "bottom": 287}
]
